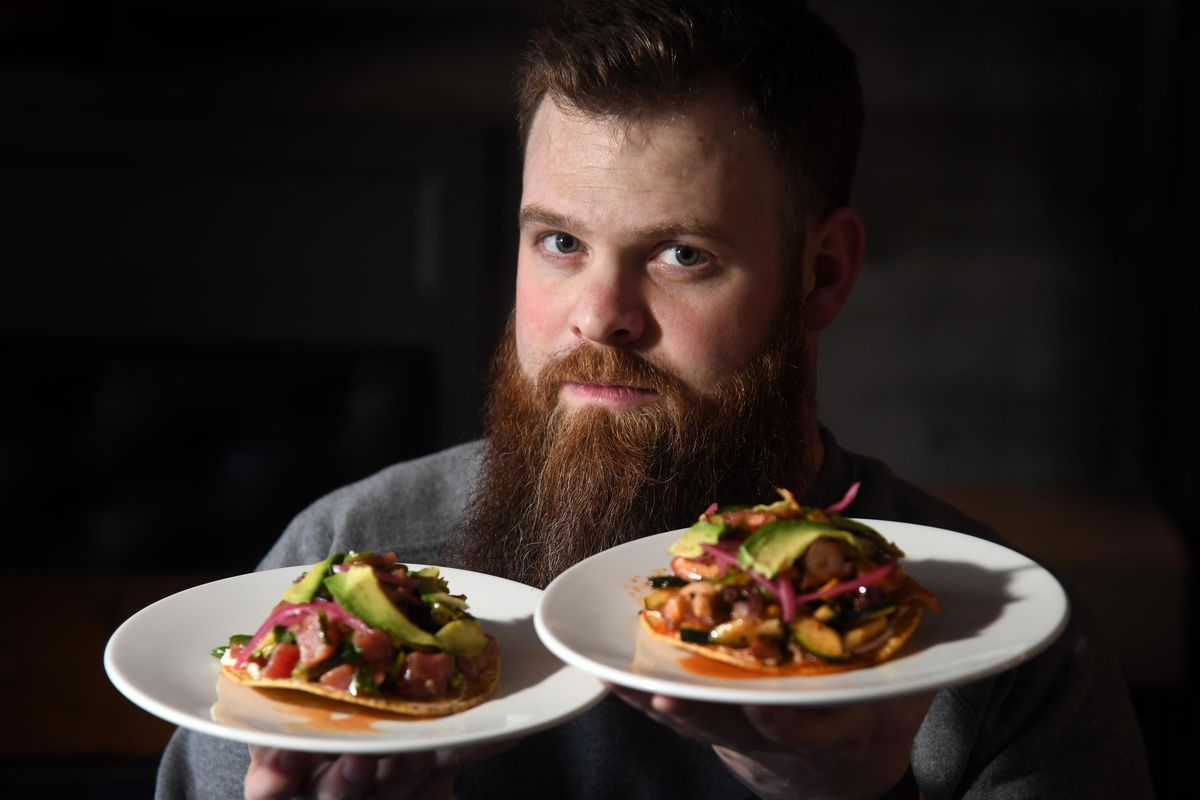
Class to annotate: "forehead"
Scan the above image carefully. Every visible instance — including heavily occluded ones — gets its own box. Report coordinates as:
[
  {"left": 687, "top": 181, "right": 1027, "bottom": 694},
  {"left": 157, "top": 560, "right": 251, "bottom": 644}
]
[{"left": 521, "top": 90, "right": 788, "bottom": 234}]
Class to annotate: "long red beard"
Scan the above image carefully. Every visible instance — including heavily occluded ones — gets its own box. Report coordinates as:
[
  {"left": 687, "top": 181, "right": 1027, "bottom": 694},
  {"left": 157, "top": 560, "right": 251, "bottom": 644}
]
[{"left": 453, "top": 312, "right": 817, "bottom": 588}]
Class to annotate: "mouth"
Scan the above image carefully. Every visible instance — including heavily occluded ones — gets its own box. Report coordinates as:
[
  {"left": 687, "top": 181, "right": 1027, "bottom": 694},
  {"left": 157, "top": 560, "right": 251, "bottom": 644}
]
[{"left": 560, "top": 381, "right": 659, "bottom": 409}]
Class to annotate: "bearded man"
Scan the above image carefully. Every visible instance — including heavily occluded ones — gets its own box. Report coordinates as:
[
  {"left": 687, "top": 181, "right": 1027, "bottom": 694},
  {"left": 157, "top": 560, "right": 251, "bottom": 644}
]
[{"left": 156, "top": 2, "right": 1153, "bottom": 799}]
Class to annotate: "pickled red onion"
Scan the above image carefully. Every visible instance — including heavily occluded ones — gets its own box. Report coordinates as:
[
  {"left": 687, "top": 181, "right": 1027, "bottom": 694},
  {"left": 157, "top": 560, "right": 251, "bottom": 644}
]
[
  {"left": 776, "top": 575, "right": 798, "bottom": 621},
  {"left": 793, "top": 559, "right": 895, "bottom": 605},
  {"left": 373, "top": 569, "right": 420, "bottom": 588},
  {"left": 234, "top": 600, "right": 373, "bottom": 668},
  {"left": 824, "top": 481, "right": 860, "bottom": 515},
  {"left": 698, "top": 542, "right": 740, "bottom": 573},
  {"left": 699, "top": 536, "right": 894, "bottom": 620}
]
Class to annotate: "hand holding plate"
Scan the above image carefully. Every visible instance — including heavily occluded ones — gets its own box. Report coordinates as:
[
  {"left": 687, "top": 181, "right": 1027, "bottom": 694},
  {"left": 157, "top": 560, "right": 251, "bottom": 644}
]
[
  {"left": 606, "top": 683, "right": 933, "bottom": 800},
  {"left": 244, "top": 739, "right": 517, "bottom": 800}
]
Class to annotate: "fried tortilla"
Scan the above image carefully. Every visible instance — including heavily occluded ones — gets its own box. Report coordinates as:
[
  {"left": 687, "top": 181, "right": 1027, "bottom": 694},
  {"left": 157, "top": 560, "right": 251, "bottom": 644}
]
[{"left": 219, "top": 660, "right": 500, "bottom": 716}]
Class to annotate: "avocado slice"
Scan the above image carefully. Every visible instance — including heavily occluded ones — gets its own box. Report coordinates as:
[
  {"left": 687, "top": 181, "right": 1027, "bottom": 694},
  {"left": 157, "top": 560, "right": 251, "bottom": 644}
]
[
  {"left": 281, "top": 554, "right": 340, "bottom": 604},
  {"left": 830, "top": 516, "right": 905, "bottom": 558},
  {"left": 737, "top": 519, "right": 861, "bottom": 578},
  {"left": 324, "top": 567, "right": 439, "bottom": 649},
  {"left": 748, "top": 498, "right": 794, "bottom": 515},
  {"left": 668, "top": 520, "right": 729, "bottom": 558},
  {"left": 422, "top": 592, "right": 470, "bottom": 626},
  {"left": 420, "top": 591, "right": 469, "bottom": 612},
  {"left": 434, "top": 618, "right": 488, "bottom": 657}
]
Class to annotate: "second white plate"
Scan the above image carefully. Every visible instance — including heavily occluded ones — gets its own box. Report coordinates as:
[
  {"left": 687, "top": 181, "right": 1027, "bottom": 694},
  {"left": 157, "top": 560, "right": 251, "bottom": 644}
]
[{"left": 534, "top": 520, "right": 1069, "bottom": 705}]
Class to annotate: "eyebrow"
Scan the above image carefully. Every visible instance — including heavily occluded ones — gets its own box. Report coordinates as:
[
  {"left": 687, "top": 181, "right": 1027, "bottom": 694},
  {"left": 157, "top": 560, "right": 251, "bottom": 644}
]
[
  {"left": 519, "top": 204, "right": 585, "bottom": 234},
  {"left": 518, "top": 203, "right": 737, "bottom": 249}
]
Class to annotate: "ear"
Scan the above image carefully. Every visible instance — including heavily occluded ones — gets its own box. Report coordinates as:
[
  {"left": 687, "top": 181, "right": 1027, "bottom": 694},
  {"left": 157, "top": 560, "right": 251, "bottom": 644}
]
[{"left": 802, "top": 207, "right": 864, "bottom": 331}]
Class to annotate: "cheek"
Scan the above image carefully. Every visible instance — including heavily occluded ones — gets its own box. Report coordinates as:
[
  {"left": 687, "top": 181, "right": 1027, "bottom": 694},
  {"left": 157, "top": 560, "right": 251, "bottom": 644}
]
[
  {"left": 658, "top": 288, "right": 780, "bottom": 388},
  {"left": 656, "top": 308, "right": 747, "bottom": 387},
  {"left": 513, "top": 267, "right": 556, "bottom": 378}
]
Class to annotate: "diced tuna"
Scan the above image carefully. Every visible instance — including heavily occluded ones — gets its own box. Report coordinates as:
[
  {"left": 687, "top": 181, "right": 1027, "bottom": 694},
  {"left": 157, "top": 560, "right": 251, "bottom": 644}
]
[
  {"left": 456, "top": 635, "right": 499, "bottom": 679},
  {"left": 398, "top": 651, "right": 454, "bottom": 699},
  {"left": 263, "top": 643, "right": 300, "bottom": 679},
  {"left": 352, "top": 628, "right": 395, "bottom": 685},
  {"left": 317, "top": 663, "right": 355, "bottom": 691},
  {"left": 295, "top": 612, "right": 341, "bottom": 668}
]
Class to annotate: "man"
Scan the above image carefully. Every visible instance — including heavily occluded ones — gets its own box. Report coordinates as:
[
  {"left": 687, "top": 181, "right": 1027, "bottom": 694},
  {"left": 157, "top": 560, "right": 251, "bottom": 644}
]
[{"left": 157, "top": 1, "right": 1153, "bottom": 798}]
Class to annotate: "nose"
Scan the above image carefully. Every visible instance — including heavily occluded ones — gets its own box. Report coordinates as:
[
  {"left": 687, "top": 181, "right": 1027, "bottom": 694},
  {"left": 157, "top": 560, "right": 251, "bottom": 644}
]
[{"left": 569, "top": 262, "right": 646, "bottom": 347}]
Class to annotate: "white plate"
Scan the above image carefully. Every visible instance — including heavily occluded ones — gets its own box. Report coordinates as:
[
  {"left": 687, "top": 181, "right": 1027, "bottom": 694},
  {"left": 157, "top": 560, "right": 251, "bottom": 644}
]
[
  {"left": 534, "top": 520, "right": 1069, "bottom": 705},
  {"left": 105, "top": 565, "right": 607, "bottom": 753}
]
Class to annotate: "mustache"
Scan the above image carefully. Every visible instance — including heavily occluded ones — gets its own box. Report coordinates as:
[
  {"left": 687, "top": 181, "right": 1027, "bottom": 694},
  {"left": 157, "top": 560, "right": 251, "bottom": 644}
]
[{"left": 534, "top": 345, "right": 693, "bottom": 402}]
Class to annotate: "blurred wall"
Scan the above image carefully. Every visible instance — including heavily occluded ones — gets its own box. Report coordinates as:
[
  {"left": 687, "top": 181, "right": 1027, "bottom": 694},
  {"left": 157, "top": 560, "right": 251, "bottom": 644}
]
[
  {"left": 2, "top": 0, "right": 1192, "bottom": 540},
  {"left": 820, "top": 0, "right": 1191, "bottom": 494},
  {"left": 2, "top": 0, "right": 536, "bottom": 567}
]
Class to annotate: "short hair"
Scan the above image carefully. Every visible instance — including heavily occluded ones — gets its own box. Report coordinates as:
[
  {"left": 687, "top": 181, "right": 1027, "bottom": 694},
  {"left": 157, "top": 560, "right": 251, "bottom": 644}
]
[{"left": 515, "top": 0, "right": 864, "bottom": 219}]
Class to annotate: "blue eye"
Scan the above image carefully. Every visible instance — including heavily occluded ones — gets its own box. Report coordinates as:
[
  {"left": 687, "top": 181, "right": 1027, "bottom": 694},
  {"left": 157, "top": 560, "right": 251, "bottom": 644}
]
[
  {"left": 662, "top": 244, "right": 706, "bottom": 268},
  {"left": 543, "top": 233, "right": 582, "bottom": 255}
]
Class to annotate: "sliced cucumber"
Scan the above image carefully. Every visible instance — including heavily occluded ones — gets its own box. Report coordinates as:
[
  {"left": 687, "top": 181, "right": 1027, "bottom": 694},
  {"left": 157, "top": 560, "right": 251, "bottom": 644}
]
[
  {"left": 643, "top": 589, "right": 673, "bottom": 611},
  {"left": 790, "top": 616, "right": 844, "bottom": 661},
  {"left": 708, "top": 618, "right": 754, "bottom": 647},
  {"left": 813, "top": 603, "right": 839, "bottom": 623},
  {"left": 700, "top": 617, "right": 786, "bottom": 648},
  {"left": 756, "top": 618, "right": 785, "bottom": 639},
  {"left": 843, "top": 616, "right": 890, "bottom": 653}
]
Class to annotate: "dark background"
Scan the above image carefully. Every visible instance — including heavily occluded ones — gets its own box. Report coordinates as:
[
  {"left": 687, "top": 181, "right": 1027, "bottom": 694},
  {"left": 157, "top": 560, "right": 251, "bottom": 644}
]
[{"left": 1, "top": 0, "right": 1195, "bottom": 796}]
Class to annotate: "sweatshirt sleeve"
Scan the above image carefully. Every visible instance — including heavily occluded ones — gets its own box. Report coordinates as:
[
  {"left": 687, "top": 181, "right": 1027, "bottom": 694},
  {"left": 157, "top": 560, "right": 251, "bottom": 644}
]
[
  {"left": 821, "top": 431, "right": 1154, "bottom": 798},
  {"left": 913, "top": 603, "right": 1153, "bottom": 798}
]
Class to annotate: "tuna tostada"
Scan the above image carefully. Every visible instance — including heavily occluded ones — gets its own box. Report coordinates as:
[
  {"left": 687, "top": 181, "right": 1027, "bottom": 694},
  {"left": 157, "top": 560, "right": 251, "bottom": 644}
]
[{"left": 214, "top": 552, "right": 500, "bottom": 715}]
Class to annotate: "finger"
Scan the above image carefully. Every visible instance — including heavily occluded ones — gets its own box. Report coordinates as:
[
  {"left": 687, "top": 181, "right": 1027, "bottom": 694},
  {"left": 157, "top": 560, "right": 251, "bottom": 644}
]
[
  {"left": 372, "top": 752, "right": 437, "bottom": 800},
  {"left": 434, "top": 738, "right": 520, "bottom": 772},
  {"left": 607, "top": 683, "right": 750, "bottom": 748},
  {"left": 606, "top": 685, "right": 770, "bottom": 751},
  {"left": 603, "top": 682, "right": 652, "bottom": 711},
  {"left": 371, "top": 740, "right": 517, "bottom": 800},
  {"left": 742, "top": 690, "right": 935, "bottom": 753},
  {"left": 311, "top": 754, "right": 381, "bottom": 800},
  {"left": 605, "top": 684, "right": 685, "bottom": 733},
  {"left": 409, "top": 771, "right": 457, "bottom": 800},
  {"left": 742, "top": 703, "right": 869, "bottom": 751},
  {"left": 244, "top": 747, "right": 320, "bottom": 800},
  {"left": 648, "top": 694, "right": 774, "bottom": 751}
]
